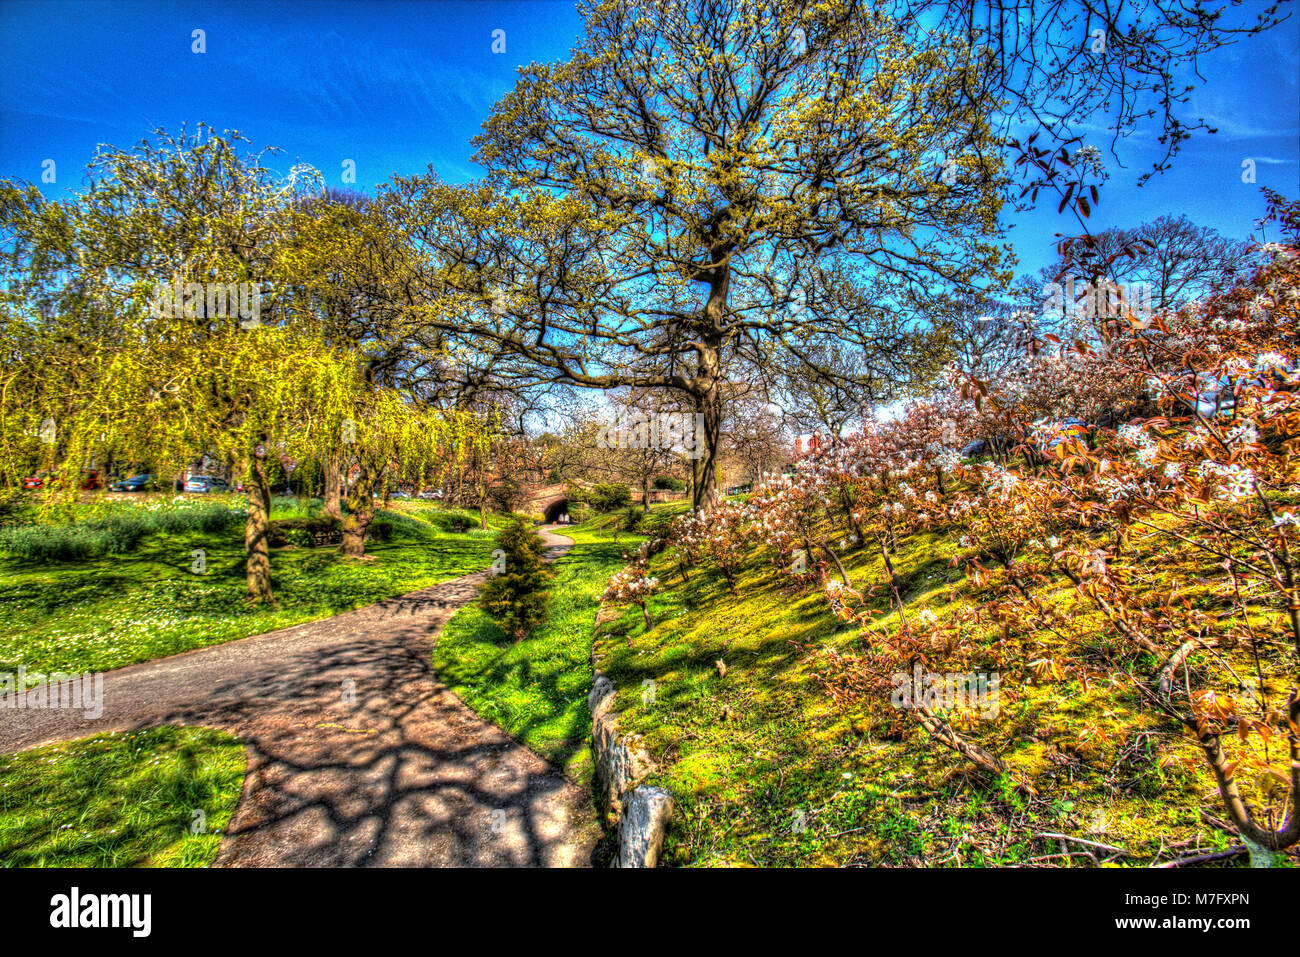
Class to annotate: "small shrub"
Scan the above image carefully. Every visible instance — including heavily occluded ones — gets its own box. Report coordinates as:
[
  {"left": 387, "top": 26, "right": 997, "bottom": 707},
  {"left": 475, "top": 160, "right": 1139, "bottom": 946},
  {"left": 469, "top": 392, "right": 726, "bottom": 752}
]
[
  {"left": 479, "top": 519, "right": 554, "bottom": 642},
  {"left": 269, "top": 514, "right": 402, "bottom": 547},
  {"left": 653, "top": 475, "right": 686, "bottom": 491},
  {"left": 589, "top": 483, "right": 632, "bottom": 512},
  {"left": 643, "top": 510, "right": 675, "bottom": 540},
  {"left": 153, "top": 503, "right": 242, "bottom": 535}
]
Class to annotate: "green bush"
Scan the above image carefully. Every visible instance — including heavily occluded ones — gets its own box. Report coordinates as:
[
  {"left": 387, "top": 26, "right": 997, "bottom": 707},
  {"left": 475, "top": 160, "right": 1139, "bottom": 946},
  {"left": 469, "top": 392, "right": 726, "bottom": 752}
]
[
  {"left": 643, "top": 510, "right": 675, "bottom": 539},
  {"left": 653, "top": 475, "right": 686, "bottom": 491},
  {"left": 478, "top": 519, "right": 554, "bottom": 642},
  {"left": 589, "top": 483, "right": 631, "bottom": 512},
  {"left": 269, "top": 496, "right": 324, "bottom": 521},
  {"left": 267, "top": 517, "right": 340, "bottom": 547},
  {"left": 153, "top": 503, "right": 242, "bottom": 535},
  {"left": 622, "top": 505, "right": 645, "bottom": 531}
]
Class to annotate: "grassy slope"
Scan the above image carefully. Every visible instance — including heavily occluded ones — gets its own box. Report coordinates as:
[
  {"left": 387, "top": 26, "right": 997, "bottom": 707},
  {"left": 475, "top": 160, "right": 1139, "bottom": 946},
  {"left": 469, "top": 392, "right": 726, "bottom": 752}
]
[
  {"left": 593, "top": 524, "right": 1297, "bottom": 868},
  {"left": 0, "top": 502, "right": 497, "bottom": 676},
  {"left": 432, "top": 540, "right": 635, "bottom": 784},
  {"left": 0, "top": 726, "right": 245, "bottom": 867},
  {"left": 561, "top": 498, "right": 692, "bottom": 544}
]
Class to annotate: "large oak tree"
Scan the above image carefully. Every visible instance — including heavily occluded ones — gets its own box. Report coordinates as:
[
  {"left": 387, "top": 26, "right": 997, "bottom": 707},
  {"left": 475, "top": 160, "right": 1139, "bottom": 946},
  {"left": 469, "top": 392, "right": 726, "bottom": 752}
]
[{"left": 387, "top": 0, "right": 1009, "bottom": 507}]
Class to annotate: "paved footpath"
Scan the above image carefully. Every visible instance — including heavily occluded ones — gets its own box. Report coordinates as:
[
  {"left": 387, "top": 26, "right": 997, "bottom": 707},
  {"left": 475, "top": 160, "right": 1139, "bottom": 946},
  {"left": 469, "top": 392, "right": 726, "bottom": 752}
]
[{"left": 0, "top": 528, "right": 600, "bottom": 867}]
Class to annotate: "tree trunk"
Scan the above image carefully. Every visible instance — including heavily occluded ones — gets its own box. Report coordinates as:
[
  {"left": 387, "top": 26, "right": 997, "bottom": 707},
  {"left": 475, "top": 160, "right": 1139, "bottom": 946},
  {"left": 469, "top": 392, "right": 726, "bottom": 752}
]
[
  {"left": 817, "top": 538, "right": 852, "bottom": 588},
  {"left": 475, "top": 447, "right": 489, "bottom": 529},
  {"left": 323, "top": 454, "right": 343, "bottom": 521},
  {"left": 340, "top": 463, "right": 378, "bottom": 557},
  {"left": 691, "top": 261, "right": 728, "bottom": 511},
  {"left": 880, "top": 543, "right": 906, "bottom": 619},
  {"left": 244, "top": 454, "right": 275, "bottom": 604},
  {"left": 692, "top": 380, "right": 722, "bottom": 510},
  {"left": 839, "top": 485, "right": 864, "bottom": 543}
]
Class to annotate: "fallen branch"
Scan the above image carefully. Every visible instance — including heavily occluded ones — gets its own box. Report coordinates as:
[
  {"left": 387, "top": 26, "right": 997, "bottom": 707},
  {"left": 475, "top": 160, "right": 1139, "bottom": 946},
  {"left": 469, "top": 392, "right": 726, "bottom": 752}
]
[
  {"left": 1156, "top": 636, "right": 1217, "bottom": 701},
  {"left": 1036, "top": 832, "right": 1129, "bottom": 856},
  {"left": 912, "top": 705, "right": 1007, "bottom": 778},
  {"left": 1154, "top": 846, "right": 1248, "bottom": 868}
]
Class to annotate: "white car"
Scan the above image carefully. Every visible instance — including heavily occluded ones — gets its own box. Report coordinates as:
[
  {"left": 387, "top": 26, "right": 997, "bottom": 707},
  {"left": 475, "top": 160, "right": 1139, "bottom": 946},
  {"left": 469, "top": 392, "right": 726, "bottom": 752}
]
[{"left": 183, "top": 475, "right": 230, "bottom": 494}]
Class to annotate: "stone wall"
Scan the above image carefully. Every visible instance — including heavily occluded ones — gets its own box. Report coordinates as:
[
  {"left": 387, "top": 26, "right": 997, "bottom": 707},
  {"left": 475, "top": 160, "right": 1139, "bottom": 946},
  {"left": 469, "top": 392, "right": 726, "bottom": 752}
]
[{"left": 588, "top": 603, "right": 674, "bottom": 867}]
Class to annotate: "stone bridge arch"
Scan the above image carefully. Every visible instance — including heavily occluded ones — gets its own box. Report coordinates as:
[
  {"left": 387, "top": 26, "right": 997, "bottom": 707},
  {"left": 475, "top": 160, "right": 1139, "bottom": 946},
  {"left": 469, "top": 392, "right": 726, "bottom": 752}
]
[{"left": 527, "top": 482, "right": 572, "bottom": 523}]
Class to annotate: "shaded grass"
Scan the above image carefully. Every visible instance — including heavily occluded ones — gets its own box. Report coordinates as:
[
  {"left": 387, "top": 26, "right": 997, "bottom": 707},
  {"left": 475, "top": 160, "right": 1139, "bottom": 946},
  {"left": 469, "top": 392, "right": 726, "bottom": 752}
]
[
  {"left": 0, "top": 507, "right": 496, "bottom": 676},
  {"left": 0, "top": 726, "right": 245, "bottom": 867},
  {"left": 432, "top": 542, "right": 634, "bottom": 784}
]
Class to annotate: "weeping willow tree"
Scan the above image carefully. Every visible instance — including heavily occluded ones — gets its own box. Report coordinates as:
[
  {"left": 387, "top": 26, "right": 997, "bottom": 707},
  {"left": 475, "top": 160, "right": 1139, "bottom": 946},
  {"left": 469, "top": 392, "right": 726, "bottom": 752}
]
[
  {"left": 0, "top": 125, "right": 491, "bottom": 601},
  {"left": 333, "top": 389, "right": 492, "bottom": 557},
  {"left": 0, "top": 287, "right": 490, "bottom": 601},
  {"left": 1, "top": 299, "right": 351, "bottom": 603}
]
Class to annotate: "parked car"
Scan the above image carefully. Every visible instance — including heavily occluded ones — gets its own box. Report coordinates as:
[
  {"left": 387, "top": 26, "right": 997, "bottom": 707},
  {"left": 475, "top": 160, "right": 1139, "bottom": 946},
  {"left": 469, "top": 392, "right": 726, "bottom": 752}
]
[
  {"left": 22, "top": 470, "right": 53, "bottom": 490},
  {"left": 960, "top": 439, "right": 987, "bottom": 457},
  {"left": 23, "top": 469, "right": 101, "bottom": 490},
  {"left": 110, "top": 472, "right": 157, "bottom": 492},
  {"left": 1046, "top": 417, "right": 1088, "bottom": 450},
  {"left": 389, "top": 490, "right": 412, "bottom": 499},
  {"left": 183, "top": 475, "right": 230, "bottom": 494}
]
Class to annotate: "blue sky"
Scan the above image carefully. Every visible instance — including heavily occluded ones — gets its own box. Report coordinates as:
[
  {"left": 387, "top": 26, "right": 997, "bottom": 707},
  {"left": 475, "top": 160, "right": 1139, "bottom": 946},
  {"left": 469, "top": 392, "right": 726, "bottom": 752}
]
[{"left": 1, "top": 0, "right": 1296, "bottom": 277}]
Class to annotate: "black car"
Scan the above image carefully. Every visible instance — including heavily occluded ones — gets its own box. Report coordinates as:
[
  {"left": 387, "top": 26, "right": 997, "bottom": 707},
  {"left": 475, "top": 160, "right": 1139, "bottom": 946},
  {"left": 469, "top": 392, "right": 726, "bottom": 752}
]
[{"left": 110, "top": 472, "right": 157, "bottom": 492}]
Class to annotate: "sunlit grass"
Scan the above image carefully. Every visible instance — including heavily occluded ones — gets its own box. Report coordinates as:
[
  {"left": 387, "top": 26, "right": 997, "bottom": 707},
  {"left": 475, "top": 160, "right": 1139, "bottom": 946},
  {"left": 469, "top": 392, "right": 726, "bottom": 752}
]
[
  {"left": 0, "top": 505, "right": 497, "bottom": 676},
  {"left": 591, "top": 520, "right": 1297, "bottom": 867},
  {"left": 0, "top": 726, "right": 245, "bottom": 867},
  {"left": 432, "top": 542, "right": 634, "bottom": 783}
]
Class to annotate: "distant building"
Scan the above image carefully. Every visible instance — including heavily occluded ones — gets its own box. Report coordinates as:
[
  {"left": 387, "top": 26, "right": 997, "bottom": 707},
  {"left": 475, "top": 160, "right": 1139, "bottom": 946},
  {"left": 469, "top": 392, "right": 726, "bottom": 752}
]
[{"left": 793, "top": 433, "right": 824, "bottom": 460}]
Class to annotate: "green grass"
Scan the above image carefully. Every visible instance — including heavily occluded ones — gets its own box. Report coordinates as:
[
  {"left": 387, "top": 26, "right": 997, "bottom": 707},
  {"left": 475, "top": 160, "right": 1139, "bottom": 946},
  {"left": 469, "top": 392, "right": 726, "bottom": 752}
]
[
  {"left": 431, "top": 541, "right": 635, "bottom": 784},
  {"left": 0, "top": 501, "right": 243, "bottom": 562},
  {"left": 0, "top": 726, "right": 245, "bottom": 867},
  {"left": 0, "top": 504, "right": 498, "bottom": 677},
  {"left": 392, "top": 503, "right": 511, "bottom": 536},
  {"left": 590, "top": 525, "right": 1298, "bottom": 868},
  {"left": 559, "top": 498, "right": 693, "bottom": 544}
]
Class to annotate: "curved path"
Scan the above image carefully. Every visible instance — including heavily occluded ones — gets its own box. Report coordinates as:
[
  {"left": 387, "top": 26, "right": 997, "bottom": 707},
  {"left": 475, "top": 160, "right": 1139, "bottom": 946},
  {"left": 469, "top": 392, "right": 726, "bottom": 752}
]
[{"left": 0, "top": 528, "right": 600, "bottom": 867}]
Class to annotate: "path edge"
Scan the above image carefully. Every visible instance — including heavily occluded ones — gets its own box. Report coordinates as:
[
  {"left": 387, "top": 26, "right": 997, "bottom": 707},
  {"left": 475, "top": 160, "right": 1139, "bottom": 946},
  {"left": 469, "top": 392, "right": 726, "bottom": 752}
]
[{"left": 588, "top": 590, "right": 674, "bottom": 868}]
